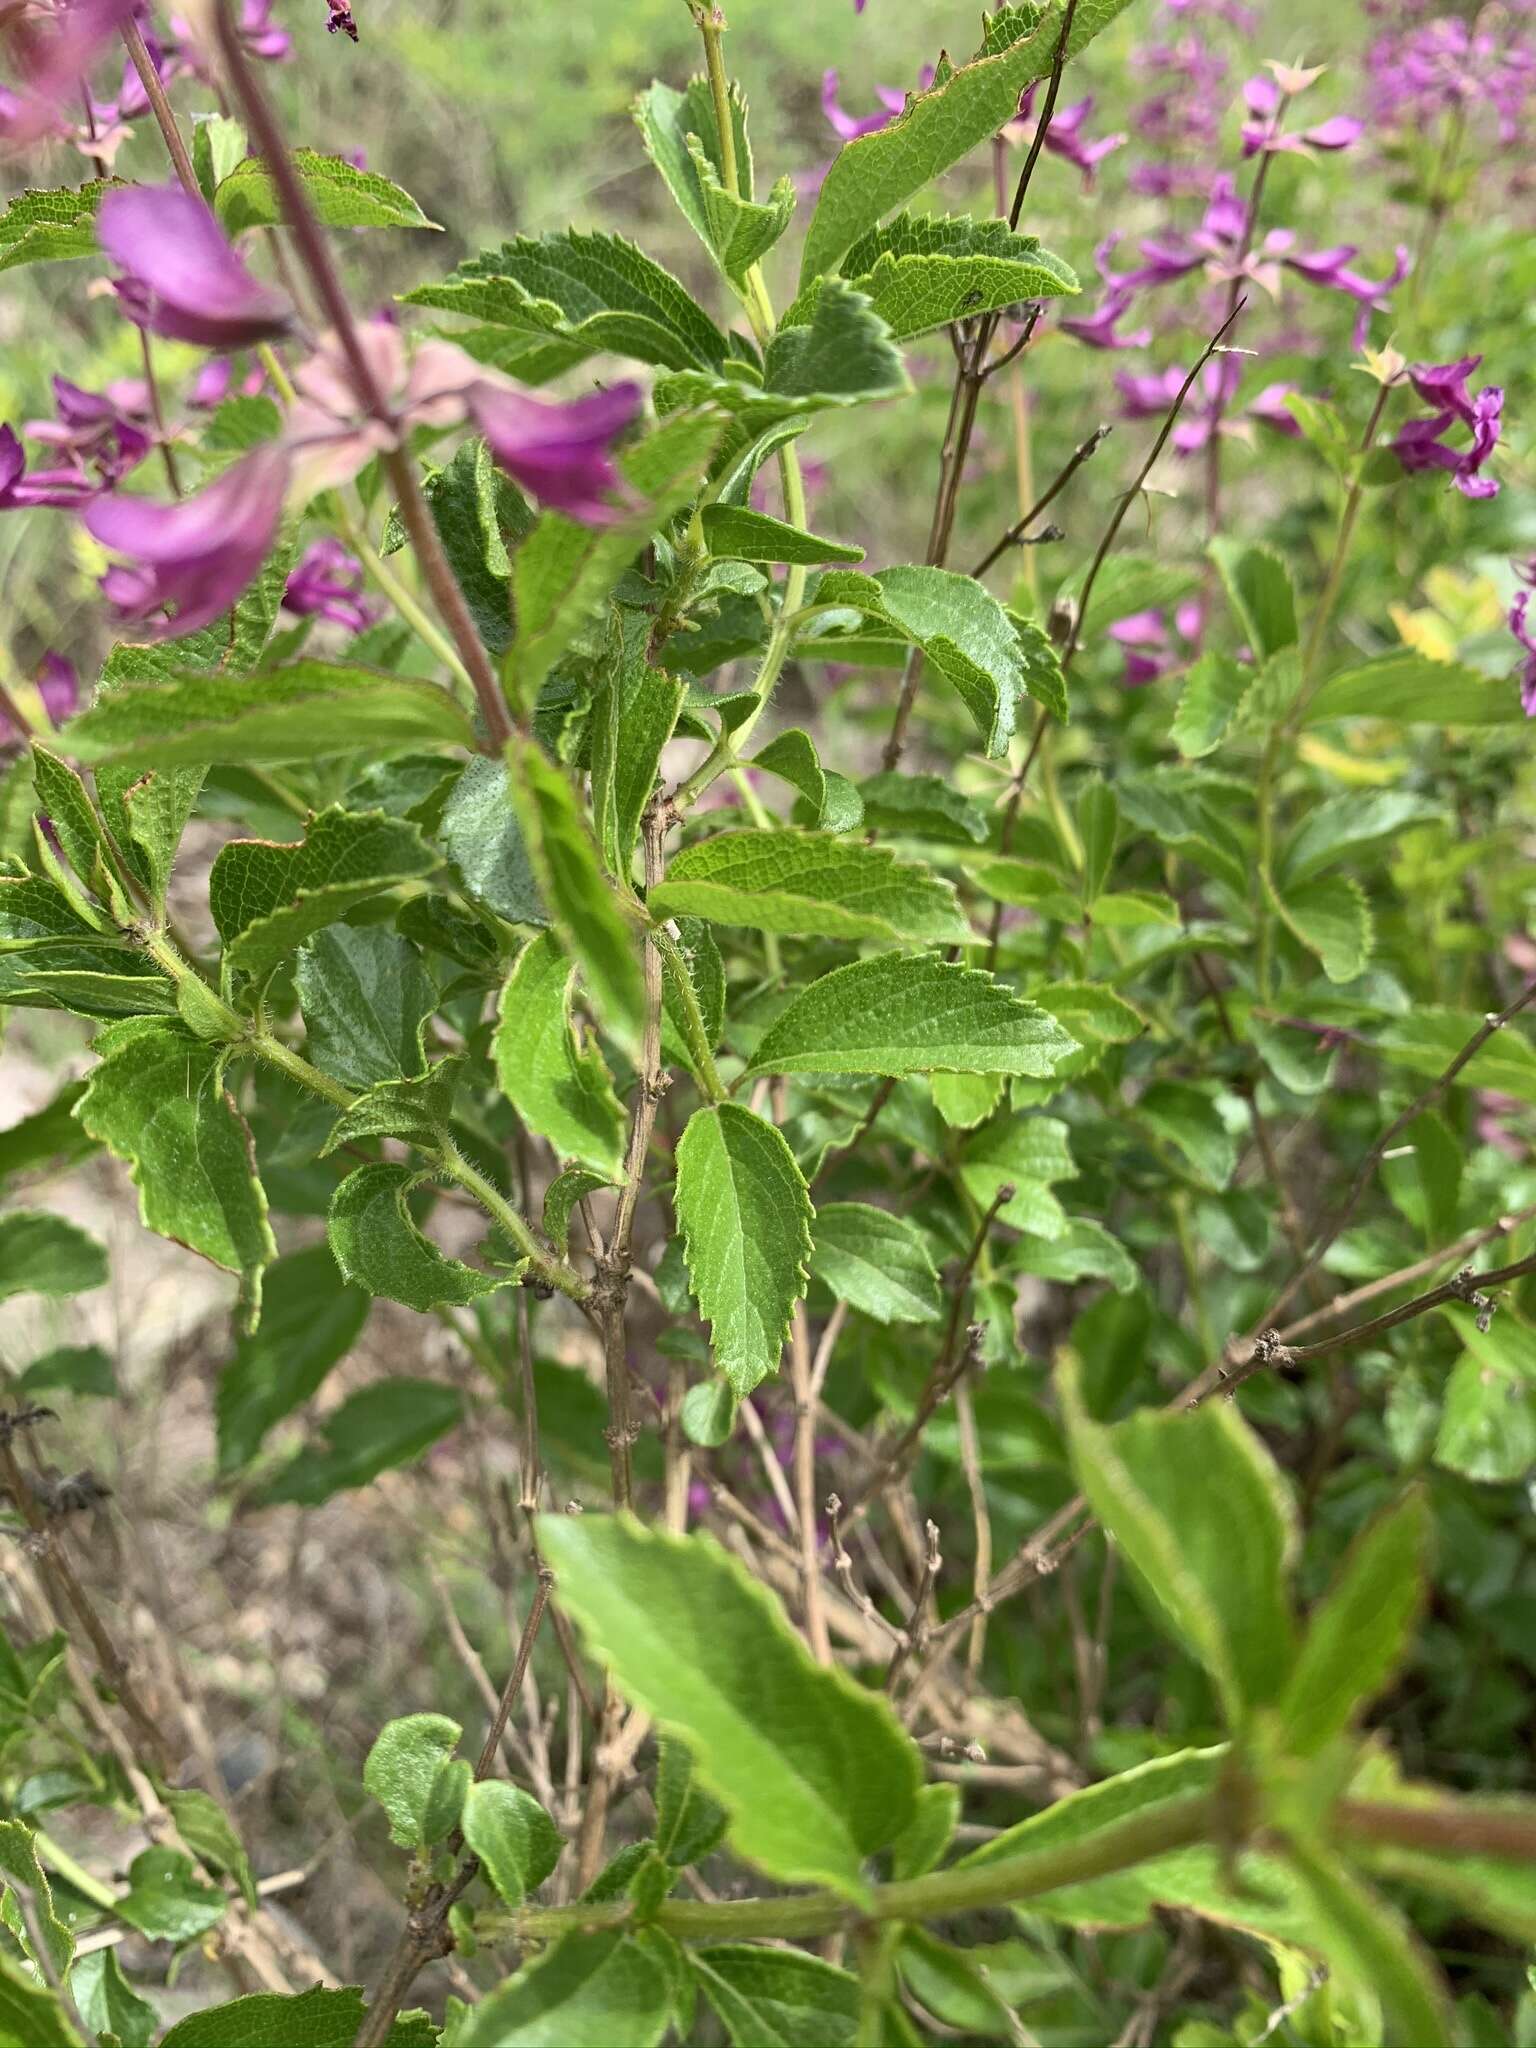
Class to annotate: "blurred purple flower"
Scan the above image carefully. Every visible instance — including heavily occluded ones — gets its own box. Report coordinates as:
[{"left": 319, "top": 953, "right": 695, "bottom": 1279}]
[
  {"left": 1368, "top": 9, "right": 1536, "bottom": 149},
  {"left": 84, "top": 444, "right": 288, "bottom": 638},
  {"left": 0, "top": 652, "right": 78, "bottom": 747},
  {"left": 99, "top": 184, "right": 294, "bottom": 349},
  {"left": 24, "top": 375, "right": 152, "bottom": 491},
  {"left": 1247, "top": 381, "right": 1302, "bottom": 435},
  {"left": 468, "top": 381, "right": 644, "bottom": 524},
  {"left": 1392, "top": 353, "right": 1504, "bottom": 498},
  {"left": 1510, "top": 559, "right": 1536, "bottom": 715},
  {"left": 1007, "top": 84, "right": 1125, "bottom": 185},
  {"left": 1240, "top": 72, "right": 1365, "bottom": 155},
  {"left": 173, "top": 0, "right": 289, "bottom": 74},
  {"left": 189, "top": 355, "right": 270, "bottom": 408},
  {"left": 0, "top": 0, "right": 139, "bottom": 146},
  {"left": 1060, "top": 237, "right": 1154, "bottom": 351},
  {"left": 283, "top": 537, "right": 375, "bottom": 632},
  {"left": 821, "top": 69, "right": 909, "bottom": 140},
  {"left": 1106, "top": 600, "right": 1205, "bottom": 685},
  {"left": 284, "top": 325, "right": 481, "bottom": 497}
]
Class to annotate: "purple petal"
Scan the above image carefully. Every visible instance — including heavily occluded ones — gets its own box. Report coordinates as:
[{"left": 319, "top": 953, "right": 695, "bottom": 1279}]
[
  {"left": 98, "top": 184, "right": 293, "bottom": 349},
  {"left": 469, "top": 381, "right": 643, "bottom": 525},
  {"left": 36, "top": 654, "right": 81, "bottom": 726}
]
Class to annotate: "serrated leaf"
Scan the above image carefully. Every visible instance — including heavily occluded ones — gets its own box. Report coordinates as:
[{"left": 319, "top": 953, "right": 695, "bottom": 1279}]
[
  {"left": 674, "top": 1104, "right": 811, "bottom": 1394},
  {"left": 75, "top": 1026, "right": 274, "bottom": 1321},
  {"left": 328, "top": 1162, "right": 506, "bottom": 1309},
  {"left": 456, "top": 1931, "right": 670, "bottom": 2048},
  {"left": 295, "top": 924, "right": 435, "bottom": 1091},
  {"left": 0, "top": 1209, "right": 107, "bottom": 1302},
  {"left": 860, "top": 772, "right": 986, "bottom": 843},
  {"left": 657, "top": 280, "right": 908, "bottom": 432},
  {"left": 634, "top": 78, "right": 795, "bottom": 285},
  {"left": 590, "top": 609, "right": 685, "bottom": 879},
  {"left": 158, "top": 1986, "right": 432, "bottom": 2048},
  {"left": 1434, "top": 1306, "right": 1536, "bottom": 1483},
  {"left": 494, "top": 932, "right": 626, "bottom": 1175},
  {"left": 405, "top": 228, "right": 726, "bottom": 374},
  {"left": 406, "top": 437, "right": 527, "bottom": 656},
  {"left": 506, "top": 737, "right": 644, "bottom": 1050},
  {"left": 693, "top": 1946, "right": 860, "bottom": 2048},
  {"left": 960, "top": 1114, "right": 1074, "bottom": 1235},
  {"left": 364, "top": 1713, "right": 462, "bottom": 1849},
  {"left": 0, "top": 1818, "right": 73, "bottom": 1976},
  {"left": 256, "top": 1378, "right": 462, "bottom": 1507},
  {"left": 801, "top": 211, "right": 1076, "bottom": 342},
  {"left": 163, "top": 1788, "right": 257, "bottom": 1911},
  {"left": 655, "top": 1737, "right": 730, "bottom": 1868},
  {"left": 810, "top": 1203, "right": 942, "bottom": 1324},
  {"left": 1172, "top": 651, "right": 1253, "bottom": 759},
  {"left": 30, "top": 747, "right": 108, "bottom": 897},
  {"left": 746, "top": 953, "right": 1076, "bottom": 1080},
  {"left": 1208, "top": 538, "right": 1297, "bottom": 661},
  {"left": 1059, "top": 1357, "right": 1297, "bottom": 1724},
  {"left": 753, "top": 729, "right": 853, "bottom": 832},
  {"left": 701, "top": 505, "right": 863, "bottom": 566},
  {"left": 213, "top": 149, "right": 439, "bottom": 234},
  {"left": 800, "top": 0, "right": 1133, "bottom": 282},
  {"left": 538, "top": 1514, "right": 921, "bottom": 1897},
  {"left": 440, "top": 754, "right": 545, "bottom": 925},
  {"left": 317, "top": 1058, "right": 463, "bottom": 1156},
  {"left": 1277, "top": 790, "right": 1442, "bottom": 886},
  {"left": 216, "top": 1242, "right": 369, "bottom": 1472},
  {"left": 1269, "top": 870, "right": 1372, "bottom": 983},
  {"left": 71, "top": 1951, "right": 155, "bottom": 2048},
  {"left": 95, "top": 761, "right": 206, "bottom": 910},
  {"left": 62, "top": 661, "right": 475, "bottom": 766},
  {"left": 543, "top": 1167, "right": 615, "bottom": 1255},
  {"left": 651, "top": 829, "right": 967, "bottom": 943},
  {"left": 1303, "top": 651, "right": 1525, "bottom": 726},
  {"left": 461, "top": 1780, "right": 563, "bottom": 1906},
  {"left": 0, "top": 181, "right": 110, "bottom": 272},
  {"left": 209, "top": 807, "right": 436, "bottom": 978},
  {"left": 0, "top": 1951, "right": 81, "bottom": 2047}
]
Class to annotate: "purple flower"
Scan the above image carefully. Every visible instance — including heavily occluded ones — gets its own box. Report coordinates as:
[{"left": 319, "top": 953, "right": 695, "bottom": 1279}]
[
  {"left": 1240, "top": 71, "right": 1365, "bottom": 156},
  {"left": 0, "top": 653, "right": 78, "bottom": 748},
  {"left": 98, "top": 185, "right": 293, "bottom": 350},
  {"left": 1106, "top": 601, "right": 1205, "bottom": 686},
  {"left": 1392, "top": 354, "right": 1504, "bottom": 498},
  {"left": 23, "top": 375, "right": 152, "bottom": 492},
  {"left": 821, "top": 68, "right": 909, "bottom": 140},
  {"left": 284, "top": 325, "right": 481, "bottom": 497},
  {"left": 1008, "top": 85, "right": 1125, "bottom": 186},
  {"left": 1509, "top": 560, "right": 1536, "bottom": 715},
  {"left": 0, "top": 0, "right": 139, "bottom": 146},
  {"left": 1247, "top": 381, "right": 1303, "bottom": 436},
  {"left": 283, "top": 538, "right": 375, "bottom": 632},
  {"left": 84, "top": 445, "right": 289, "bottom": 638},
  {"left": 1059, "top": 236, "right": 1153, "bottom": 352},
  {"left": 467, "top": 381, "right": 644, "bottom": 525}
]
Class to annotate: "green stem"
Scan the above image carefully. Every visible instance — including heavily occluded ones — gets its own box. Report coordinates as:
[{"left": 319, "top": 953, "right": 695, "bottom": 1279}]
[
  {"left": 485, "top": 1790, "right": 1215, "bottom": 1943},
  {"left": 653, "top": 924, "right": 728, "bottom": 1103},
  {"left": 1292, "top": 381, "right": 1394, "bottom": 721},
  {"left": 32, "top": 1831, "right": 119, "bottom": 1912},
  {"left": 439, "top": 1144, "right": 591, "bottom": 1304}
]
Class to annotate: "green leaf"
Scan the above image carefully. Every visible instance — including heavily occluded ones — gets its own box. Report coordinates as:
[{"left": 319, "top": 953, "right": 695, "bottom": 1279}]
[
  {"left": 655, "top": 1737, "right": 729, "bottom": 1868},
  {"left": 1137, "top": 1081, "right": 1236, "bottom": 1189},
  {"left": 209, "top": 807, "right": 436, "bottom": 978},
  {"left": 506, "top": 738, "right": 644, "bottom": 1050},
  {"left": 1172, "top": 651, "right": 1254, "bottom": 760},
  {"left": 753, "top": 729, "right": 864, "bottom": 832},
  {"left": 1059, "top": 1359, "right": 1297, "bottom": 1724},
  {"left": 214, "top": 149, "right": 439, "bottom": 234},
  {"left": 1302, "top": 651, "right": 1527, "bottom": 726},
  {"left": 101, "top": 538, "right": 296, "bottom": 686},
  {"left": 0, "top": 182, "right": 109, "bottom": 272},
  {"left": 960, "top": 1113, "right": 1074, "bottom": 1235},
  {"left": 61, "top": 661, "right": 475, "bottom": 766},
  {"left": 163, "top": 1787, "right": 257, "bottom": 1911},
  {"left": 0, "top": 1079, "right": 95, "bottom": 1182},
  {"left": 813, "top": 565, "right": 1025, "bottom": 755},
  {"left": 1076, "top": 778, "right": 1118, "bottom": 903},
  {"left": 860, "top": 772, "right": 986, "bottom": 844},
  {"left": 0, "top": 1951, "right": 82, "bottom": 2048},
  {"left": 658, "top": 280, "right": 909, "bottom": 431},
  {"left": 114, "top": 1847, "right": 226, "bottom": 1943},
  {"left": 537, "top": 1514, "right": 922, "bottom": 1897},
  {"left": 461, "top": 1781, "right": 563, "bottom": 1906},
  {"left": 0, "top": 1819, "right": 72, "bottom": 1976},
  {"left": 681, "top": 1378, "right": 737, "bottom": 1446},
  {"left": 95, "top": 762, "right": 206, "bottom": 911},
  {"left": 634, "top": 78, "right": 795, "bottom": 285},
  {"left": 1059, "top": 552, "right": 1201, "bottom": 641},
  {"left": 1277, "top": 1491, "right": 1430, "bottom": 1757},
  {"left": 543, "top": 1166, "right": 617, "bottom": 1255},
  {"left": 674, "top": 1103, "right": 812, "bottom": 1395},
  {"left": 1434, "top": 1306, "right": 1536, "bottom": 1483},
  {"left": 810, "top": 1204, "right": 942, "bottom": 1324},
  {"left": 508, "top": 411, "right": 722, "bottom": 702},
  {"left": 405, "top": 228, "right": 726, "bottom": 375},
  {"left": 408, "top": 437, "right": 525, "bottom": 657},
  {"left": 255, "top": 1378, "right": 462, "bottom": 1506},
  {"left": 494, "top": 932, "right": 626, "bottom": 1175},
  {"left": 75, "top": 1027, "right": 274, "bottom": 1323},
  {"left": 216, "top": 1243, "right": 369, "bottom": 1473},
  {"left": 1014, "top": 1216, "right": 1138, "bottom": 1293},
  {"left": 318, "top": 1058, "right": 462, "bottom": 1156},
  {"left": 890, "top": 1783, "right": 959, "bottom": 1881},
  {"left": 1375, "top": 1008, "right": 1536, "bottom": 1105},
  {"left": 158, "top": 1987, "right": 432, "bottom": 2048},
  {"left": 692, "top": 1946, "right": 860, "bottom": 2048},
  {"left": 364, "top": 1713, "right": 462, "bottom": 1850},
  {"left": 30, "top": 747, "right": 108, "bottom": 897},
  {"left": 800, "top": 0, "right": 1133, "bottom": 282},
  {"left": 0, "top": 1210, "right": 107, "bottom": 1301},
  {"left": 701, "top": 505, "right": 864, "bottom": 566},
  {"left": 746, "top": 953, "right": 1076, "bottom": 1080},
  {"left": 1282, "top": 1841, "right": 1451, "bottom": 2048},
  {"left": 17, "top": 1343, "right": 115, "bottom": 1399},
  {"left": 652, "top": 830, "right": 968, "bottom": 943},
  {"left": 1269, "top": 871, "right": 1373, "bottom": 984},
  {"left": 191, "top": 113, "right": 248, "bottom": 204},
  {"left": 1208, "top": 538, "right": 1297, "bottom": 661},
  {"left": 456, "top": 1931, "right": 670, "bottom": 2048},
  {"left": 931, "top": 1071, "right": 1005, "bottom": 1128},
  {"left": 70, "top": 1951, "right": 156, "bottom": 2048},
  {"left": 441, "top": 755, "right": 545, "bottom": 926},
  {"left": 329, "top": 1162, "right": 506, "bottom": 1309},
  {"left": 295, "top": 924, "right": 435, "bottom": 1091},
  {"left": 0, "top": 871, "right": 99, "bottom": 940},
  {"left": 589, "top": 610, "right": 685, "bottom": 878},
  {"left": 1278, "top": 791, "right": 1442, "bottom": 886},
  {"left": 803, "top": 211, "right": 1075, "bottom": 342}
]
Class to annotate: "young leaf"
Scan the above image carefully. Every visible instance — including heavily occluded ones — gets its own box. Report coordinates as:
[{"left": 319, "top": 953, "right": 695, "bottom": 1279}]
[
  {"left": 30, "top": 747, "right": 108, "bottom": 898},
  {"left": 1014, "top": 1216, "right": 1139, "bottom": 1294},
  {"left": 655, "top": 1737, "right": 730, "bottom": 1868},
  {"left": 537, "top": 1514, "right": 922, "bottom": 1897},
  {"left": 692, "top": 1946, "right": 860, "bottom": 2048},
  {"left": 255, "top": 1378, "right": 462, "bottom": 1506},
  {"left": 162, "top": 1787, "right": 257, "bottom": 1910},
  {"left": 209, "top": 807, "right": 436, "bottom": 978},
  {"left": 752, "top": 728, "right": 862, "bottom": 832},
  {"left": 1433, "top": 1305, "right": 1536, "bottom": 1483},
  {"left": 745, "top": 953, "right": 1077, "bottom": 1080},
  {"left": 810, "top": 1203, "right": 943, "bottom": 1324},
  {"left": 674, "top": 1103, "right": 812, "bottom": 1394},
  {"left": 460, "top": 1780, "right": 563, "bottom": 1906},
  {"left": 455, "top": 1931, "right": 670, "bottom": 2048},
  {"left": 890, "top": 1783, "right": 959, "bottom": 1881},
  {"left": 0, "top": 1210, "right": 107, "bottom": 1301},
  {"left": 17, "top": 1343, "right": 115, "bottom": 1398},
  {"left": 75, "top": 1026, "right": 275, "bottom": 1323},
  {"left": 95, "top": 761, "right": 206, "bottom": 911},
  {"left": 658, "top": 279, "right": 909, "bottom": 432},
  {"left": 543, "top": 1166, "right": 617, "bottom": 1255},
  {"left": 589, "top": 609, "right": 686, "bottom": 879},
  {"left": 1076, "top": 778, "right": 1118, "bottom": 903},
  {"left": 295, "top": 924, "right": 436, "bottom": 1091},
  {"left": 0, "top": 1818, "right": 73, "bottom": 1975},
  {"left": 860, "top": 771, "right": 986, "bottom": 843},
  {"left": 1059, "top": 1358, "right": 1297, "bottom": 1725},
  {"left": 1282, "top": 1841, "right": 1452, "bottom": 2048},
  {"left": 1208, "top": 538, "right": 1297, "bottom": 661},
  {"left": 807, "top": 211, "right": 1076, "bottom": 341},
  {"left": 114, "top": 1847, "right": 227, "bottom": 1941},
  {"left": 1137, "top": 1081, "right": 1237, "bottom": 1189},
  {"left": 328, "top": 1163, "right": 507, "bottom": 1309},
  {"left": 651, "top": 830, "right": 969, "bottom": 943},
  {"left": 1172, "top": 650, "right": 1253, "bottom": 759},
  {"left": 960, "top": 1113, "right": 1074, "bottom": 1235},
  {"left": 440, "top": 754, "right": 546, "bottom": 926},
  {"left": 71, "top": 1950, "right": 156, "bottom": 2048},
  {"left": 506, "top": 737, "right": 645, "bottom": 1050},
  {"left": 493, "top": 931, "right": 626, "bottom": 1176},
  {"left": 216, "top": 1242, "right": 369, "bottom": 1473},
  {"left": 800, "top": 0, "right": 1135, "bottom": 282},
  {"left": 62, "top": 660, "right": 476, "bottom": 765},
  {"left": 634, "top": 77, "right": 795, "bottom": 284},
  {"left": 1277, "top": 791, "right": 1442, "bottom": 887},
  {"left": 317, "top": 1059, "right": 463, "bottom": 1155},
  {"left": 0, "top": 181, "right": 110, "bottom": 272},
  {"left": 1268, "top": 870, "right": 1373, "bottom": 984},
  {"left": 363, "top": 1713, "right": 463, "bottom": 1849},
  {"left": 1277, "top": 1490, "right": 1430, "bottom": 1757},
  {"left": 701, "top": 504, "right": 864, "bottom": 566},
  {"left": 404, "top": 436, "right": 524, "bottom": 656},
  {"left": 214, "top": 148, "right": 440, "bottom": 233}
]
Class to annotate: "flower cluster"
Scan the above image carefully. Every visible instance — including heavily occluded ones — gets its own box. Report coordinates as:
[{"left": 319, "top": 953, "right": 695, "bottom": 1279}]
[
  {"left": 1366, "top": 1, "right": 1536, "bottom": 153},
  {"left": 1392, "top": 354, "right": 1504, "bottom": 498}
]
